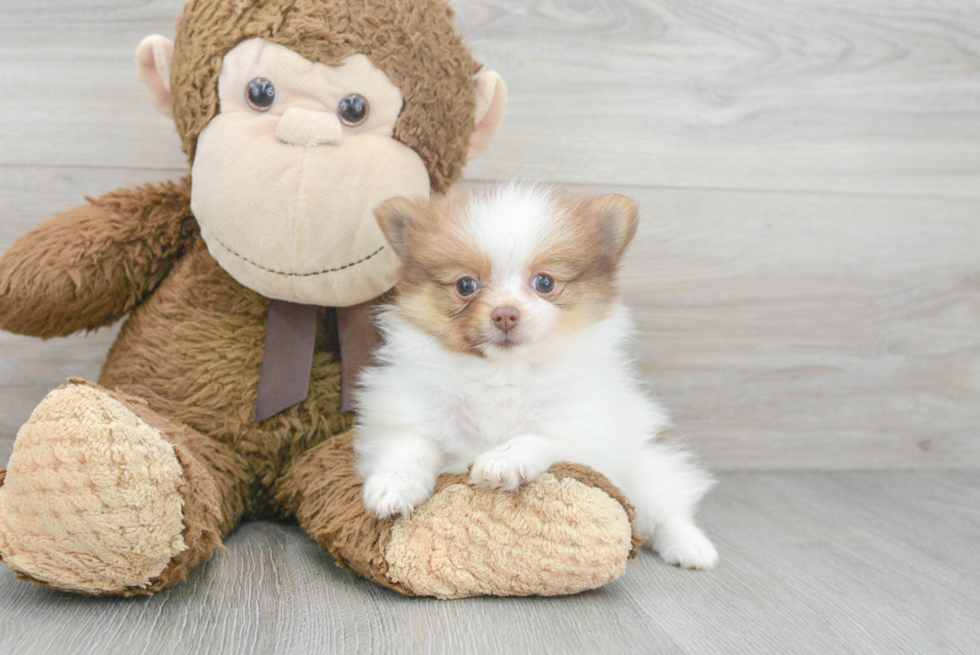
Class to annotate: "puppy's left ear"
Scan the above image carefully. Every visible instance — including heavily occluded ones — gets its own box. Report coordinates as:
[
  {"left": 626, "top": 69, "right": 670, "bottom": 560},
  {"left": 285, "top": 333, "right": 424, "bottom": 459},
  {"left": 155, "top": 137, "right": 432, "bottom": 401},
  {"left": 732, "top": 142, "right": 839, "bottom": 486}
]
[
  {"left": 591, "top": 194, "right": 639, "bottom": 260},
  {"left": 375, "top": 198, "right": 425, "bottom": 259}
]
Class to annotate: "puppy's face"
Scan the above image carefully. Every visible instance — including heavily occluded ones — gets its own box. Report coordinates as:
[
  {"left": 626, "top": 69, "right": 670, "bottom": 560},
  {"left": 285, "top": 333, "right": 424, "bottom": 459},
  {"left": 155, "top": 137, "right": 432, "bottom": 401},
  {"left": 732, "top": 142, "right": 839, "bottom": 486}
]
[{"left": 376, "top": 185, "right": 638, "bottom": 358}]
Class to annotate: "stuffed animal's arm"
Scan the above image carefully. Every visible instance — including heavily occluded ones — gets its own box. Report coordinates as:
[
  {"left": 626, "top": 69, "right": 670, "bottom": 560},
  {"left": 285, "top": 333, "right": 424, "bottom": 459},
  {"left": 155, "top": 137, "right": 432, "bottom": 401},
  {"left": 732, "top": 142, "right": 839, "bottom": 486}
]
[{"left": 0, "top": 178, "right": 196, "bottom": 338}]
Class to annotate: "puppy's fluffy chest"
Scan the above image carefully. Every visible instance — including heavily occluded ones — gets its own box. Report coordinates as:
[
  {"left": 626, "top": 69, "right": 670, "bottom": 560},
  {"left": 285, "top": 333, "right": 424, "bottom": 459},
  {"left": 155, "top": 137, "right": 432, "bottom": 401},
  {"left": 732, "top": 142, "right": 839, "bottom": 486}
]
[
  {"left": 362, "top": 309, "right": 622, "bottom": 469},
  {"left": 437, "top": 360, "right": 546, "bottom": 453}
]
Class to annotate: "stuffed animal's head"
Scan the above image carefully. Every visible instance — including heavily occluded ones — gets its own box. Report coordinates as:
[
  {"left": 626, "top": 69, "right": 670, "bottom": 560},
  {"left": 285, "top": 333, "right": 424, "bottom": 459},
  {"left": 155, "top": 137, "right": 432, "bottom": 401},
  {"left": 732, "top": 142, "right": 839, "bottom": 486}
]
[{"left": 136, "top": 0, "right": 507, "bottom": 306}]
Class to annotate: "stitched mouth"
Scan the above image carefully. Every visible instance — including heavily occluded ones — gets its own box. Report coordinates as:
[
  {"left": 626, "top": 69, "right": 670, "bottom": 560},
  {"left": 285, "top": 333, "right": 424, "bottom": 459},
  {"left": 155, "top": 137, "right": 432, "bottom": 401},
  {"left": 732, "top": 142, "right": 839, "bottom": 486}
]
[{"left": 207, "top": 231, "right": 386, "bottom": 277}]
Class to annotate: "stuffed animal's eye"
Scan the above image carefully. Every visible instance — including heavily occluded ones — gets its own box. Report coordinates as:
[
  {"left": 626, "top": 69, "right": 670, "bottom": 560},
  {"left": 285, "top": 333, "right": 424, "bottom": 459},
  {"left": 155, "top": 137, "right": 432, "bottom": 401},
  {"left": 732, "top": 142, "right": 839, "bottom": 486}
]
[
  {"left": 455, "top": 277, "right": 478, "bottom": 297},
  {"left": 533, "top": 274, "right": 555, "bottom": 294},
  {"left": 246, "top": 78, "right": 276, "bottom": 111},
  {"left": 338, "top": 94, "right": 369, "bottom": 126}
]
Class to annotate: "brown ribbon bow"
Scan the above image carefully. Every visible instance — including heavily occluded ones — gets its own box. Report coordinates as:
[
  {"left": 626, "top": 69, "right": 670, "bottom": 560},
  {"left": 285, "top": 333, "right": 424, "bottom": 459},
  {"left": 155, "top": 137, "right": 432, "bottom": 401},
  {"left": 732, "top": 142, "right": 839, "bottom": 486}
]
[{"left": 254, "top": 299, "right": 378, "bottom": 422}]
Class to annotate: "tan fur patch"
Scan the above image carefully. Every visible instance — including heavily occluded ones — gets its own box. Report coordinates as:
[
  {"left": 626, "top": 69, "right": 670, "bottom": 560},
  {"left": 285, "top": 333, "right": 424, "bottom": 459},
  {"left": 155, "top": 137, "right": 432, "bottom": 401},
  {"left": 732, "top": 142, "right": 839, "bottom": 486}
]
[
  {"left": 0, "top": 382, "right": 187, "bottom": 594},
  {"left": 384, "top": 472, "right": 634, "bottom": 598},
  {"left": 537, "top": 192, "right": 639, "bottom": 335},
  {"left": 379, "top": 191, "right": 496, "bottom": 355}
]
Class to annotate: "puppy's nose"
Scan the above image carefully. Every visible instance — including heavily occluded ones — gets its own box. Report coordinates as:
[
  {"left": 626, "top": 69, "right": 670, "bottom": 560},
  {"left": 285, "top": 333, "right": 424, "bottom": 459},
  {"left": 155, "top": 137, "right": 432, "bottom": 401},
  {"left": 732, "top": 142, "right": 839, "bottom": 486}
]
[
  {"left": 276, "top": 107, "right": 342, "bottom": 146},
  {"left": 491, "top": 306, "right": 521, "bottom": 332}
]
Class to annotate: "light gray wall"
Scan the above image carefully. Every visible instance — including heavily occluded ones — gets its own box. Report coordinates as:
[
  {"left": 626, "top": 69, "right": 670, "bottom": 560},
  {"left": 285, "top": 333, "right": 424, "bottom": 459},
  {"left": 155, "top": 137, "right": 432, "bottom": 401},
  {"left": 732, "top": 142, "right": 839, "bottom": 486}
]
[{"left": 2, "top": 0, "right": 978, "bottom": 470}]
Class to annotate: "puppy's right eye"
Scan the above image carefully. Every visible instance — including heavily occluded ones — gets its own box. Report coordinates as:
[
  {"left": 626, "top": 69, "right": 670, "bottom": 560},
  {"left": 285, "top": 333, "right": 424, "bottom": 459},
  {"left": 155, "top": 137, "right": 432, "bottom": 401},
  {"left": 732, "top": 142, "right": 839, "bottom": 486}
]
[
  {"left": 533, "top": 274, "right": 556, "bottom": 295},
  {"left": 455, "top": 278, "right": 478, "bottom": 297}
]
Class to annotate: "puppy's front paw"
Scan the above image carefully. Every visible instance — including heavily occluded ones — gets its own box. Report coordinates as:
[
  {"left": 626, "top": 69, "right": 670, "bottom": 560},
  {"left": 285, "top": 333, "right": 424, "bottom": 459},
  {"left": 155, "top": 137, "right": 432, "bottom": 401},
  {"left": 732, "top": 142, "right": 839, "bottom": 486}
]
[
  {"left": 363, "top": 471, "right": 434, "bottom": 519},
  {"left": 470, "top": 447, "right": 546, "bottom": 492},
  {"left": 653, "top": 521, "right": 718, "bottom": 570}
]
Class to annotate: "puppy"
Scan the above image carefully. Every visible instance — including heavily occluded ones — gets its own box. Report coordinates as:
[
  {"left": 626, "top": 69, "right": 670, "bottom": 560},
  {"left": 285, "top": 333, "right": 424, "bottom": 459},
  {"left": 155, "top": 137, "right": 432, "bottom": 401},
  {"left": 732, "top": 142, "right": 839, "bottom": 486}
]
[{"left": 355, "top": 183, "right": 717, "bottom": 569}]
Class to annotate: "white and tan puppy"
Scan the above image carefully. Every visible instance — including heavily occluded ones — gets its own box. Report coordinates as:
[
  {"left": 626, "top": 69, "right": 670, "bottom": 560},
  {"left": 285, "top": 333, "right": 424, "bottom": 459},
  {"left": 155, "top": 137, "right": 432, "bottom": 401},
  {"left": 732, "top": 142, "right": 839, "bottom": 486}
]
[{"left": 355, "top": 183, "right": 718, "bottom": 569}]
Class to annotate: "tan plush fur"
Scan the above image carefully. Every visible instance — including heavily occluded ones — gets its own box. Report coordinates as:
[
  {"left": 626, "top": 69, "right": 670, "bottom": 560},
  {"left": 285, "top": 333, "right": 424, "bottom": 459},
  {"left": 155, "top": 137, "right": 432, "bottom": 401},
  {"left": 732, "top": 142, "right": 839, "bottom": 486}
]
[
  {"left": 385, "top": 472, "right": 635, "bottom": 599},
  {"left": 275, "top": 435, "right": 643, "bottom": 599},
  {"left": 0, "top": 382, "right": 187, "bottom": 594},
  {"left": 0, "top": 0, "right": 641, "bottom": 597}
]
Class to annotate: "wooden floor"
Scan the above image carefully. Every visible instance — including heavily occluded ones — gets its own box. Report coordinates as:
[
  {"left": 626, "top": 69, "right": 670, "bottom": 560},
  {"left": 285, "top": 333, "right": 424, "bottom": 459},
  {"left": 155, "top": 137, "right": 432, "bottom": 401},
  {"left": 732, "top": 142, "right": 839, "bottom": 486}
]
[
  {"left": 1, "top": 471, "right": 978, "bottom": 655},
  {"left": 1, "top": 1, "right": 979, "bottom": 653}
]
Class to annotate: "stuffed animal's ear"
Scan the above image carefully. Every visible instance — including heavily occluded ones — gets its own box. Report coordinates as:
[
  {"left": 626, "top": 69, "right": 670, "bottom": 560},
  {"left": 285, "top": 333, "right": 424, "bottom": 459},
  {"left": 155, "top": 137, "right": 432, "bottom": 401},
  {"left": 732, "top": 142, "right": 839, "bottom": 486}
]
[
  {"left": 375, "top": 198, "right": 425, "bottom": 259},
  {"left": 590, "top": 194, "right": 639, "bottom": 260},
  {"left": 467, "top": 71, "right": 508, "bottom": 161},
  {"left": 136, "top": 35, "right": 175, "bottom": 119}
]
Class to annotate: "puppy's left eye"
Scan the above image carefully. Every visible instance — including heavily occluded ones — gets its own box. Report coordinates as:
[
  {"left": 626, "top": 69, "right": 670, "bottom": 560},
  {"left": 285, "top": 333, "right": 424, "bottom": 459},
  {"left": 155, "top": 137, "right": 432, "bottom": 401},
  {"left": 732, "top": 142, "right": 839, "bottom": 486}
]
[
  {"left": 456, "top": 277, "right": 478, "bottom": 297},
  {"left": 532, "top": 274, "right": 555, "bottom": 295}
]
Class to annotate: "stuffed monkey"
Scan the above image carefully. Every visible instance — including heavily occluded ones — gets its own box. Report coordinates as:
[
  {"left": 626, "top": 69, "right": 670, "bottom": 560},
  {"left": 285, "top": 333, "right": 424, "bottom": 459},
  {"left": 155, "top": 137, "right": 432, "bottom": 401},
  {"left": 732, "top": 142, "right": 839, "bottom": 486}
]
[{"left": 0, "top": 0, "right": 640, "bottom": 598}]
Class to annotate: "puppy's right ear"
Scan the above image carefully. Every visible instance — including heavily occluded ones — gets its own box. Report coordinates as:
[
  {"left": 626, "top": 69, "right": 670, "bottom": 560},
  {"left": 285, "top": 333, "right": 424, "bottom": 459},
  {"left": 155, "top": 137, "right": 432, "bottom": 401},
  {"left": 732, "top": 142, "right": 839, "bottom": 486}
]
[
  {"left": 590, "top": 194, "right": 639, "bottom": 261},
  {"left": 375, "top": 198, "right": 424, "bottom": 260}
]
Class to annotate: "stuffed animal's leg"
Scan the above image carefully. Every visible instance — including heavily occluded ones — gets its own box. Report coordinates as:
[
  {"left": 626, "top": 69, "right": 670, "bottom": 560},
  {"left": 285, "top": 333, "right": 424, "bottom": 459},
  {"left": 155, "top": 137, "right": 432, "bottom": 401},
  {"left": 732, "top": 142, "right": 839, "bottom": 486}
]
[
  {"left": 0, "top": 379, "right": 249, "bottom": 596},
  {"left": 275, "top": 433, "right": 643, "bottom": 599}
]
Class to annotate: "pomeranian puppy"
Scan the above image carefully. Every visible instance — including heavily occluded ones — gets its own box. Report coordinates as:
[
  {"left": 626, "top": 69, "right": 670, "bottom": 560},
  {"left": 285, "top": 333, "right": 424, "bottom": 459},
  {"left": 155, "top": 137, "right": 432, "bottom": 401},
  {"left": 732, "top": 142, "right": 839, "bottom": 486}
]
[{"left": 355, "top": 183, "right": 717, "bottom": 569}]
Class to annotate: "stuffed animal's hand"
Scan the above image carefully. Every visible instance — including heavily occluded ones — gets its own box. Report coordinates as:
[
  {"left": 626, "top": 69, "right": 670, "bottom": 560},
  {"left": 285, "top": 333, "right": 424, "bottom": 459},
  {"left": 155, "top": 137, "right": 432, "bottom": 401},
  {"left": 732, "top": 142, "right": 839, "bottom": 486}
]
[{"left": 0, "top": 180, "right": 194, "bottom": 338}]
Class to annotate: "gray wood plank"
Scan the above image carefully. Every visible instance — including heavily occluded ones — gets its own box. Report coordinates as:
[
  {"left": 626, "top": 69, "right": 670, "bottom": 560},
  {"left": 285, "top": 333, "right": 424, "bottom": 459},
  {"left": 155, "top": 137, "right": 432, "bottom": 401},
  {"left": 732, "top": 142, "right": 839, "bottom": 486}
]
[
  {"left": 1, "top": 472, "right": 978, "bottom": 654},
  {"left": 1, "top": 1, "right": 978, "bottom": 198},
  {"left": 617, "top": 185, "right": 980, "bottom": 471},
  {"left": 3, "top": 168, "right": 978, "bottom": 471}
]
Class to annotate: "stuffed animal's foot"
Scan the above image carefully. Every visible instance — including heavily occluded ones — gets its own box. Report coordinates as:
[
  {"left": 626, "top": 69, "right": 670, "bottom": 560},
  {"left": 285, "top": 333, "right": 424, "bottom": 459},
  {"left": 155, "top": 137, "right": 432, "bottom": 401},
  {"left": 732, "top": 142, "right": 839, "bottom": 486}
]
[
  {"left": 384, "top": 464, "right": 641, "bottom": 598},
  {"left": 279, "top": 435, "right": 645, "bottom": 599},
  {"left": 0, "top": 381, "right": 189, "bottom": 594}
]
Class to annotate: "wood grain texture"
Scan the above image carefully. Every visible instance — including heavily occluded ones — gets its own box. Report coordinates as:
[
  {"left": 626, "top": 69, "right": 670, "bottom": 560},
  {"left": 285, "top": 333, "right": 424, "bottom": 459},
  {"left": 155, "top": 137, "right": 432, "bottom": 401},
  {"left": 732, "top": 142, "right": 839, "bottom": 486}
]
[
  {"left": 0, "top": 1, "right": 978, "bottom": 197},
  {"left": 3, "top": 169, "right": 977, "bottom": 471},
  {"left": 616, "top": 185, "right": 980, "bottom": 470},
  {"left": 1, "top": 471, "right": 978, "bottom": 654}
]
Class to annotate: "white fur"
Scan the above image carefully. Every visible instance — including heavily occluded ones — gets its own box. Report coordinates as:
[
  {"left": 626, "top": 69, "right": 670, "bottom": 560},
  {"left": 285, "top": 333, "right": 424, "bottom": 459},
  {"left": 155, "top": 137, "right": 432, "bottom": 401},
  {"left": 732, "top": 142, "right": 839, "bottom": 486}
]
[{"left": 355, "top": 184, "right": 718, "bottom": 569}]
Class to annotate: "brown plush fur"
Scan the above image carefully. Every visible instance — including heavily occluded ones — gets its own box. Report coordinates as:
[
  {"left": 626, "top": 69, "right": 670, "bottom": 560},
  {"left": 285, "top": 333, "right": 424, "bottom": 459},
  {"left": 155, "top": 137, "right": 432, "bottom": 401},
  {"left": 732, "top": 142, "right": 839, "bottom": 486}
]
[
  {"left": 274, "top": 432, "right": 411, "bottom": 596},
  {"left": 429, "top": 463, "right": 642, "bottom": 554},
  {"left": 275, "top": 434, "right": 643, "bottom": 598},
  {"left": 4, "top": 382, "right": 239, "bottom": 596},
  {"left": 0, "top": 1, "right": 640, "bottom": 597},
  {"left": 0, "top": 179, "right": 196, "bottom": 338},
  {"left": 99, "top": 235, "right": 354, "bottom": 516},
  {"left": 172, "top": 0, "right": 479, "bottom": 193},
  {"left": 114, "top": 388, "right": 247, "bottom": 593}
]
